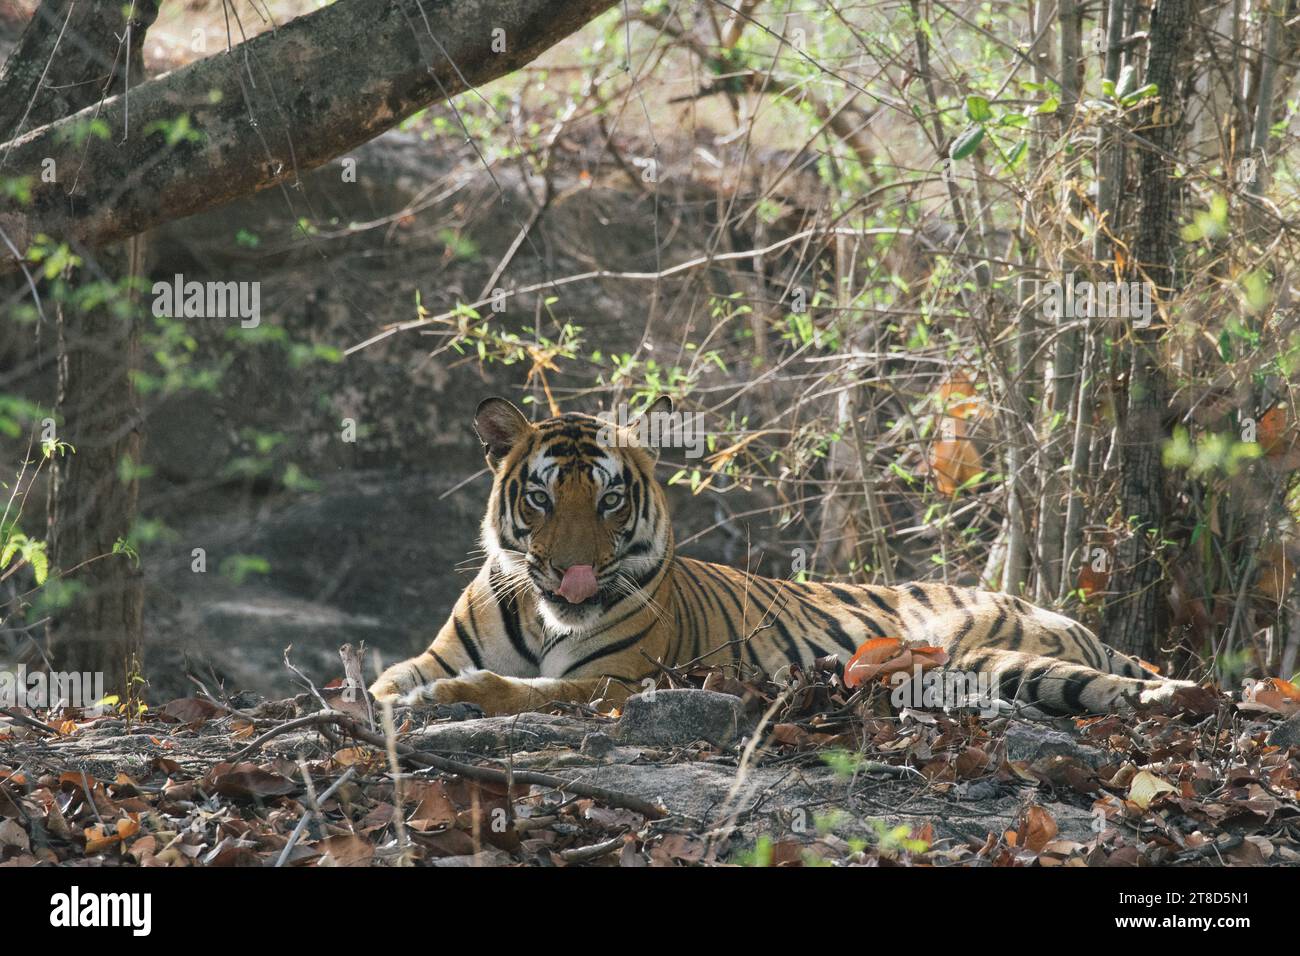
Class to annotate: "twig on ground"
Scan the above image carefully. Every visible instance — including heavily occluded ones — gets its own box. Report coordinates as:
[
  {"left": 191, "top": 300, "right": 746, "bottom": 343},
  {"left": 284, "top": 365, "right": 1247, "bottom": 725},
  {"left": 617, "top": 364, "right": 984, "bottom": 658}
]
[
  {"left": 275, "top": 766, "right": 357, "bottom": 867},
  {"left": 339, "top": 642, "right": 375, "bottom": 731},
  {"left": 559, "top": 832, "right": 626, "bottom": 863},
  {"left": 283, "top": 644, "right": 331, "bottom": 713},
  {"left": 380, "top": 699, "right": 414, "bottom": 867},
  {"left": 0, "top": 707, "right": 57, "bottom": 735}
]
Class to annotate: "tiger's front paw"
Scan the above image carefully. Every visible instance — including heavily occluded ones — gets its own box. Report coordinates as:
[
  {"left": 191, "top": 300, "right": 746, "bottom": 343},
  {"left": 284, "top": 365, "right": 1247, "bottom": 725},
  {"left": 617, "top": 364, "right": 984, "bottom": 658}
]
[
  {"left": 401, "top": 671, "right": 513, "bottom": 715},
  {"left": 368, "top": 680, "right": 399, "bottom": 703},
  {"left": 369, "top": 672, "right": 411, "bottom": 704}
]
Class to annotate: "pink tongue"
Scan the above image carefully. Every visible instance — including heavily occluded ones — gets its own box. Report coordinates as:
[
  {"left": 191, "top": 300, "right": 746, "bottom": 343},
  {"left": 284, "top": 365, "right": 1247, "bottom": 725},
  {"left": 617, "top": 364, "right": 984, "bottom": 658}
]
[{"left": 557, "top": 564, "right": 598, "bottom": 604}]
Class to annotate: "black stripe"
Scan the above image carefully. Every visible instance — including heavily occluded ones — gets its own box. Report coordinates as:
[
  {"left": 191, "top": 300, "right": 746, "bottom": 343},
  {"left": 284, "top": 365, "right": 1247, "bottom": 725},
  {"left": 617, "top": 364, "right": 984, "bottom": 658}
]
[
  {"left": 1061, "top": 666, "right": 1087, "bottom": 713},
  {"left": 491, "top": 573, "right": 538, "bottom": 668},
  {"left": 790, "top": 593, "right": 860, "bottom": 653},
  {"left": 906, "top": 583, "right": 934, "bottom": 610},
  {"left": 672, "top": 570, "right": 702, "bottom": 653},
  {"left": 945, "top": 607, "right": 978, "bottom": 655},
  {"left": 562, "top": 624, "right": 653, "bottom": 676},
  {"left": 453, "top": 618, "right": 484, "bottom": 670},
  {"left": 430, "top": 650, "right": 456, "bottom": 676},
  {"left": 685, "top": 570, "right": 733, "bottom": 660},
  {"left": 769, "top": 614, "right": 806, "bottom": 667},
  {"left": 861, "top": 587, "right": 896, "bottom": 617},
  {"left": 1006, "top": 612, "right": 1024, "bottom": 650},
  {"left": 817, "top": 583, "right": 882, "bottom": 626},
  {"left": 692, "top": 562, "right": 750, "bottom": 637},
  {"left": 1069, "top": 625, "right": 1106, "bottom": 670},
  {"left": 998, "top": 667, "right": 1024, "bottom": 703},
  {"left": 985, "top": 606, "right": 1009, "bottom": 644}
]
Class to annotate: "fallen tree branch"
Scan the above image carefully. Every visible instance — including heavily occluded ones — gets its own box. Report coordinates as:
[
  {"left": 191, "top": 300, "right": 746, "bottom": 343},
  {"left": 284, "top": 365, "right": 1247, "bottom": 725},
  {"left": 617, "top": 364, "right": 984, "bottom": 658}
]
[
  {"left": 234, "top": 708, "right": 667, "bottom": 820},
  {"left": 231, "top": 711, "right": 345, "bottom": 760},
  {"left": 0, "top": 0, "right": 620, "bottom": 270}
]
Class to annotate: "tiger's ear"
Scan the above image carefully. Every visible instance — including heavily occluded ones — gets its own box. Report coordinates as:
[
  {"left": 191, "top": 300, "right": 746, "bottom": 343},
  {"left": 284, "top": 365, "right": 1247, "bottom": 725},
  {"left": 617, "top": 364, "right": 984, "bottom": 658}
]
[
  {"left": 474, "top": 397, "right": 531, "bottom": 469},
  {"left": 629, "top": 395, "right": 674, "bottom": 462},
  {"left": 641, "top": 395, "right": 673, "bottom": 420}
]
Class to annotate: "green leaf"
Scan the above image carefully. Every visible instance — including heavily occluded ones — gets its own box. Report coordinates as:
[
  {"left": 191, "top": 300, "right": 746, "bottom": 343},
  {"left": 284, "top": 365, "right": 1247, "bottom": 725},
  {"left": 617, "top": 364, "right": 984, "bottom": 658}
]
[
  {"left": 1115, "top": 65, "right": 1137, "bottom": 99},
  {"left": 1003, "top": 139, "right": 1028, "bottom": 170},
  {"left": 29, "top": 547, "right": 48, "bottom": 586},
  {"left": 949, "top": 125, "right": 984, "bottom": 161},
  {"left": 964, "top": 95, "right": 992, "bottom": 123},
  {"left": 1120, "top": 83, "right": 1158, "bottom": 106}
]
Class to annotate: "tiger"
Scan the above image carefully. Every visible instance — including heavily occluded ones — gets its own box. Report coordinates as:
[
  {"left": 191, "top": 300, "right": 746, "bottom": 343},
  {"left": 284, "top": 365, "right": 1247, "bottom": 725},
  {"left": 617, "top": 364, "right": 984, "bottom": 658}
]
[{"left": 369, "top": 396, "right": 1198, "bottom": 717}]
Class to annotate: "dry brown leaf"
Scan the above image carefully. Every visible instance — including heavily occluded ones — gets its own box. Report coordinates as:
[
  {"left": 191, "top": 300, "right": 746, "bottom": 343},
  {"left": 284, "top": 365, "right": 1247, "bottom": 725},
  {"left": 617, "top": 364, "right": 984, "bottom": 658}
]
[
  {"left": 1019, "top": 805, "right": 1058, "bottom": 852},
  {"left": 159, "top": 697, "right": 225, "bottom": 725},
  {"left": 1128, "top": 770, "right": 1178, "bottom": 810},
  {"left": 204, "top": 761, "right": 297, "bottom": 800},
  {"left": 315, "top": 834, "right": 374, "bottom": 867}
]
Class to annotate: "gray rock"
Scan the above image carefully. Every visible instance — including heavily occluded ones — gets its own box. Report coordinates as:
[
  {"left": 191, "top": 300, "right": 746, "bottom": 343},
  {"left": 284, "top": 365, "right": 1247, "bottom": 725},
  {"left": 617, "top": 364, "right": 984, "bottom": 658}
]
[
  {"left": 580, "top": 732, "right": 617, "bottom": 758},
  {"left": 430, "top": 702, "right": 485, "bottom": 722},
  {"left": 1002, "top": 720, "right": 1108, "bottom": 769},
  {"left": 612, "top": 688, "right": 744, "bottom": 747},
  {"left": 1267, "top": 713, "right": 1300, "bottom": 749},
  {"left": 956, "top": 778, "right": 1001, "bottom": 801},
  {"left": 412, "top": 712, "right": 599, "bottom": 755}
]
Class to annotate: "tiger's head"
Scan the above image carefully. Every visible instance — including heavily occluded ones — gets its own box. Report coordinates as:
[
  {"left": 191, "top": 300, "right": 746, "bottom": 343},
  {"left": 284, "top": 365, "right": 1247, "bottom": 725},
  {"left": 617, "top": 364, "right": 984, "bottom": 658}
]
[{"left": 473, "top": 396, "right": 674, "bottom": 634}]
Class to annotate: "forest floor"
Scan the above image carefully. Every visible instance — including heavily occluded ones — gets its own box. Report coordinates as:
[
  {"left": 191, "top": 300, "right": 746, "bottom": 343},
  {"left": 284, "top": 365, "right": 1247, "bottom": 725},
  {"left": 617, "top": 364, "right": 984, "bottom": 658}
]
[{"left": 3, "top": 653, "right": 1300, "bottom": 867}]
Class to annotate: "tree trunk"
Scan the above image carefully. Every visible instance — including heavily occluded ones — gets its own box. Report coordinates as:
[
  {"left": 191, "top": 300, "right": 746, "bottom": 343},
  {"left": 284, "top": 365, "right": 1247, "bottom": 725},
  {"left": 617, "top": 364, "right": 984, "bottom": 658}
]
[
  {"left": 0, "top": 1, "right": 160, "bottom": 698},
  {"left": 1034, "top": 0, "right": 1085, "bottom": 604},
  {"left": 1061, "top": 0, "right": 1131, "bottom": 603},
  {"left": 47, "top": 237, "right": 147, "bottom": 699},
  {"left": 1102, "top": 0, "right": 1195, "bottom": 657}
]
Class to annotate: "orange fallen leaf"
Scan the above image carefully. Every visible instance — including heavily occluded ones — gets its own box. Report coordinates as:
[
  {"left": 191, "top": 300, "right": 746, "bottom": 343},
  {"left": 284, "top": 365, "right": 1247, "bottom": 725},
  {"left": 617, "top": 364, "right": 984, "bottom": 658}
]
[
  {"left": 83, "top": 825, "right": 122, "bottom": 854},
  {"left": 1258, "top": 406, "right": 1289, "bottom": 456},
  {"left": 1019, "top": 805, "right": 1058, "bottom": 852},
  {"left": 844, "top": 637, "right": 950, "bottom": 689},
  {"left": 1241, "top": 677, "right": 1300, "bottom": 717}
]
